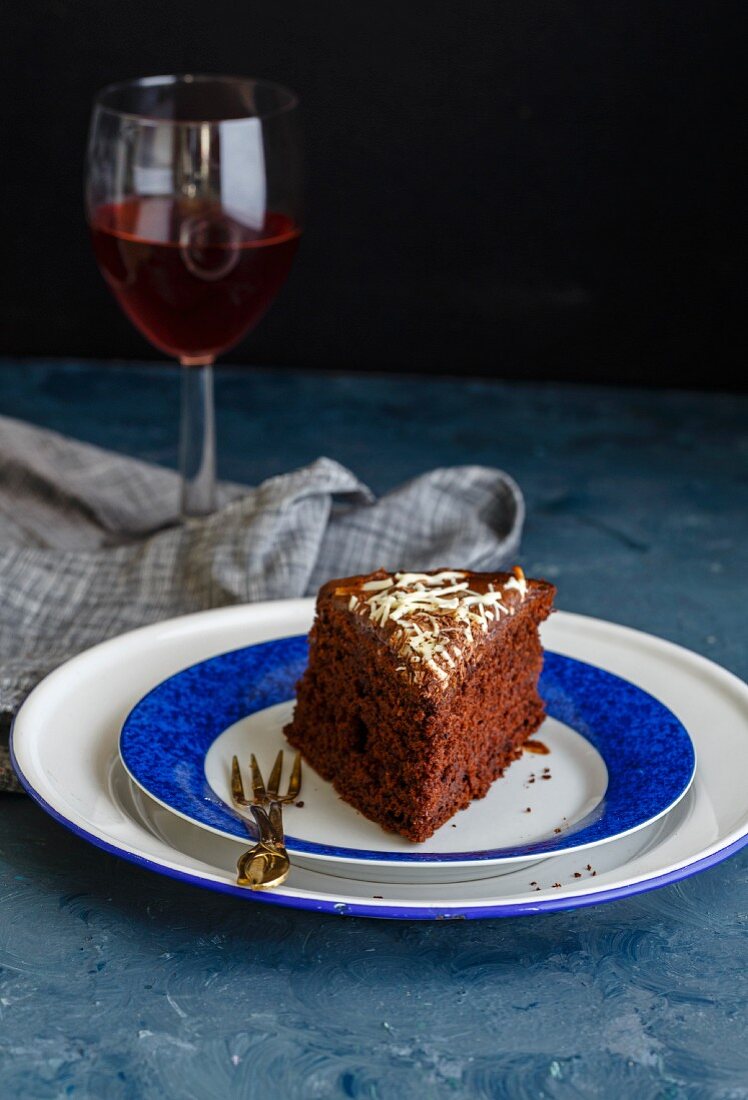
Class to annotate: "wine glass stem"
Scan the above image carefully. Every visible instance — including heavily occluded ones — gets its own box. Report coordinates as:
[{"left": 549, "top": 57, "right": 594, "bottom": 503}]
[{"left": 179, "top": 360, "right": 217, "bottom": 517}]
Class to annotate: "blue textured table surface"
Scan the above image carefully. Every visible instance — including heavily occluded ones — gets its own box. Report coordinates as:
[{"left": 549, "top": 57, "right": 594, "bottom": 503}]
[{"left": 1, "top": 359, "right": 747, "bottom": 1099}]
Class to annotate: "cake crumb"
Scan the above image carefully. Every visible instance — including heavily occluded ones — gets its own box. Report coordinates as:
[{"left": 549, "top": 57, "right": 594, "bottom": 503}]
[
  {"left": 573, "top": 872, "right": 582, "bottom": 878},
  {"left": 586, "top": 864, "right": 592, "bottom": 871},
  {"left": 552, "top": 882, "right": 562, "bottom": 888},
  {"left": 553, "top": 827, "right": 561, "bottom": 834},
  {"left": 296, "top": 801, "right": 305, "bottom": 808}
]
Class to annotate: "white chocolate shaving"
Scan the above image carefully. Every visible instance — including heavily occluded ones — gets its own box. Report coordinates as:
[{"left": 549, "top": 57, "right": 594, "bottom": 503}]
[
  {"left": 361, "top": 577, "right": 395, "bottom": 592},
  {"left": 353, "top": 568, "right": 529, "bottom": 685}
]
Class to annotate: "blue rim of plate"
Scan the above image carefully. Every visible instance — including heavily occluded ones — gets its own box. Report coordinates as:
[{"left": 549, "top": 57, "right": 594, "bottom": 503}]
[{"left": 118, "top": 635, "right": 696, "bottom": 863}]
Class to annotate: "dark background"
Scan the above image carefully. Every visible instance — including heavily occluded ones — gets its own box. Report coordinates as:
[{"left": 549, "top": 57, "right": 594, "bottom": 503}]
[{"left": 2, "top": 1, "right": 746, "bottom": 389}]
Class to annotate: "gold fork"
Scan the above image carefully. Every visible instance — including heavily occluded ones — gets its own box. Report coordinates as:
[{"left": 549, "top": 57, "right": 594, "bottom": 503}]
[{"left": 230, "top": 750, "right": 302, "bottom": 890}]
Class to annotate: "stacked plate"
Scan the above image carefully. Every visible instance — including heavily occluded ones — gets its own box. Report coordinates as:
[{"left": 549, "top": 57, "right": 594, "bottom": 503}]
[{"left": 11, "top": 600, "right": 748, "bottom": 919}]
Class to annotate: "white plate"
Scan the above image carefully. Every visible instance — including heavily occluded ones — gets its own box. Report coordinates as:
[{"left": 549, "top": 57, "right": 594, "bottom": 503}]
[
  {"left": 11, "top": 602, "right": 748, "bottom": 919},
  {"left": 202, "top": 704, "right": 610, "bottom": 882}
]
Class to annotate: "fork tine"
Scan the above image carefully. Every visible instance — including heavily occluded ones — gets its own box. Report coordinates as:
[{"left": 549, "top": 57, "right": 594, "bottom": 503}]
[
  {"left": 231, "top": 755, "right": 249, "bottom": 806},
  {"left": 266, "top": 750, "right": 284, "bottom": 799},
  {"left": 249, "top": 754, "right": 266, "bottom": 801},
  {"left": 285, "top": 752, "right": 302, "bottom": 801}
]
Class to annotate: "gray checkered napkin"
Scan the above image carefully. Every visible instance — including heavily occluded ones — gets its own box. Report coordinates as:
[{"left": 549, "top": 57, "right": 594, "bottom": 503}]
[{"left": 0, "top": 414, "right": 524, "bottom": 793}]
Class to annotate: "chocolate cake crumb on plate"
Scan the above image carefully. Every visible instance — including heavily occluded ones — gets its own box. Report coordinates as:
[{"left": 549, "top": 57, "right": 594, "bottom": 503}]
[{"left": 284, "top": 567, "right": 555, "bottom": 842}]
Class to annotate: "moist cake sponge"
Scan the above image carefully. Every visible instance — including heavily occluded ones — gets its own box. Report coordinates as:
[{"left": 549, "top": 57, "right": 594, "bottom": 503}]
[{"left": 285, "top": 567, "right": 556, "bottom": 842}]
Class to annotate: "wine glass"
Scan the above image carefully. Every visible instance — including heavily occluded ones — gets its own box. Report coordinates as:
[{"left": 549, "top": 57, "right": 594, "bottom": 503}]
[{"left": 86, "top": 74, "right": 301, "bottom": 516}]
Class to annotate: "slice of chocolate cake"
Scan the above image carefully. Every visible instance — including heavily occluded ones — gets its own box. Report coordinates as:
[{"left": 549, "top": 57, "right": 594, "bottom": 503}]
[{"left": 285, "top": 567, "right": 556, "bottom": 842}]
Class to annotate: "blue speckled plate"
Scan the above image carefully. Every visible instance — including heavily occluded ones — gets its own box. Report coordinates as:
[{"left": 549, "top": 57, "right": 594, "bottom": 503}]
[{"left": 118, "top": 634, "right": 696, "bottom": 882}]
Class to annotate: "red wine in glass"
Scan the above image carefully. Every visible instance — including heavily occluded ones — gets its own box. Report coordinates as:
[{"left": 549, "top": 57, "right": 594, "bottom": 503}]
[
  {"left": 90, "top": 197, "right": 301, "bottom": 361},
  {"left": 86, "top": 75, "right": 302, "bottom": 516}
]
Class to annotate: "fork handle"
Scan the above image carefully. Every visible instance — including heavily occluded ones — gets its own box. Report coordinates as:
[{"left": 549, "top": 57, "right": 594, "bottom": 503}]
[
  {"left": 267, "top": 800, "right": 285, "bottom": 840},
  {"left": 235, "top": 803, "right": 291, "bottom": 890},
  {"left": 250, "top": 802, "right": 287, "bottom": 849},
  {"left": 236, "top": 842, "right": 290, "bottom": 890}
]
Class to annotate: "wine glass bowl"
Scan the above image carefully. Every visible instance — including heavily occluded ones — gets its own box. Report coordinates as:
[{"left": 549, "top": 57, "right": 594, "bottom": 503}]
[{"left": 86, "top": 75, "right": 301, "bottom": 513}]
